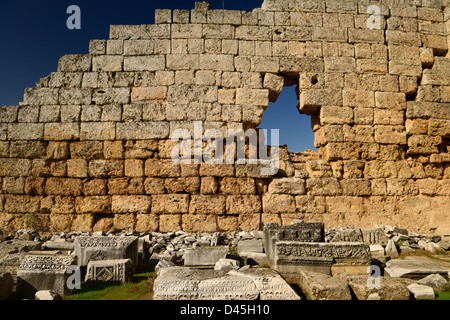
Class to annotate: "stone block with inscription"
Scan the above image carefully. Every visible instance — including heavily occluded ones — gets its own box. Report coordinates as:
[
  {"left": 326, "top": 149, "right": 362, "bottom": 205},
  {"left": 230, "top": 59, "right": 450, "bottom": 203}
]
[
  {"left": 274, "top": 242, "right": 371, "bottom": 276},
  {"left": 85, "top": 259, "right": 133, "bottom": 283},
  {"left": 16, "top": 255, "right": 77, "bottom": 298},
  {"left": 74, "top": 236, "right": 139, "bottom": 271},
  {"left": 184, "top": 246, "right": 229, "bottom": 266},
  {"left": 263, "top": 222, "right": 325, "bottom": 266}
]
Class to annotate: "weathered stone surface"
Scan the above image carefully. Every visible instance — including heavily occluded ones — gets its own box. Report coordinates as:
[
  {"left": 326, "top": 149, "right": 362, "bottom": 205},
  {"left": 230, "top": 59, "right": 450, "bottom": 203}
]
[
  {"left": 35, "top": 290, "right": 62, "bottom": 300},
  {"left": 384, "top": 259, "right": 450, "bottom": 280},
  {"left": 338, "top": 273, "right": 413, "bottom": 300},
  {"left": 298, "top": 270, "right": 352, "bottom": 300},
  {"left": 361, "top": 228, "right": 389, "bottom": 245},
  {"left": 214, "top": 258, "right": 241, "bottom": 271},
  {"left": 274, "top": 242, "right": 371, "bottom": 276},
  {"left": 0, "top": 272, "right": 14, "bottom": 300},
  {"left": 184, "top": 246, "right": 229, "bottom": 266},
  {"left": 230, "top": 268, "right": 300, "bottom": 300},
  {"left": 330, "top": 228, "right": 363, "bottom": 243},
  {"left": 386, "top": 239, "right": 399, "bottom": 258},
  {"left": 408, "top": 283, "right": 435, "bottom": 300},
  {"left": 417, "top": 273, "right": 450, "bottom": 292},
  {"left": 1, "top": 1, "right": 450, "bottom": 236},
  {"left": 85, "top": 259, "right": 133, "bottom": 283},
  {"left": 263, "top": 222, "right": 325, "bottom": 266},
  {"left": 74, "top": 236, "right": 138, "bottom": 270},
  {"left": 16, "top": 255, "right": 77, "bottom": 298},
  {"left": 237, "top": 239, "right": 264, "bottom": 254},
  {"left": 153, "top": 267, "right": 259, "bottom": 300}
]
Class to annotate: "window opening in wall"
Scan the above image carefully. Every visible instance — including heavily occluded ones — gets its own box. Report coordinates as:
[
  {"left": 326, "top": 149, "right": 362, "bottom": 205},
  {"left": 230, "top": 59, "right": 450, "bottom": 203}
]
[{"left": 257, "top": 84, "right": 318, "bottom": 153}]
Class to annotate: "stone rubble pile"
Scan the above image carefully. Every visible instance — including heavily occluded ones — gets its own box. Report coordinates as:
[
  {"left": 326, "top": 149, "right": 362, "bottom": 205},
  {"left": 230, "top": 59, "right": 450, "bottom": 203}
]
[{"left": 0, "top": 222, "right": 449, "bottom": 300}]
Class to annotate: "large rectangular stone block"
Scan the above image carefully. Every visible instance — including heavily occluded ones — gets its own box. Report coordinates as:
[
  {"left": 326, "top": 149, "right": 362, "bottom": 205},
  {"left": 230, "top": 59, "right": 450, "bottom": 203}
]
[
  {"left": 80, "top": 122, "right": 115, "bottom": 141},
  {"left": 116, "top": 122, "right": 169, "bottom": 140},
  {"left": 151, "top": 194, "right": 189, "bottom": 214},
  {"left": 85, "top": 259, "right": 133, "bottom": 283},
  {"left": 17, "top": 255, "right": 77, "bottom": 299},
  {"left": 74, "top": 236, "right": 139, "bottom": 269},
  {"left": 111, "top": 195, "right": 151, "bottom": 214},
  {"left": 58, "top": 54, "right": 91, "bottom": 72},
  {"left": 124, "top": 56, "right": 165, "bottom": 71},
  {"left": 0, "top": 159, "right": 32, "bottom": 177},
  {"left": 44, "top": 123, "right": 79, "bottom": 141},
  {"left": 189, "top": 195, "right": 226, "bottom": 214},
  {"left": 263, "top": 222, "right": 325, "bottom": 267},
  {"left": 8, "top": 123, "right": 43, "bottom": 140},
  {"left": 274, "top": 242, "right": 371, "bottom": 276}
]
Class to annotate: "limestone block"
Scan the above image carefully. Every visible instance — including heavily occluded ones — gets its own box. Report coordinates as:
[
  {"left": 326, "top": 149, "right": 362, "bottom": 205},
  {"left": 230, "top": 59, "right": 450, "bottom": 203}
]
[
  {"left": 199, "top": 54, "right": 234, "bottom": 71},
  {"left": 298, "top": 270, "right": 352, "bottom": 300},
  {"left": 237, "top": 239, "right": 264, "bottom": 254},
  {"left": 182, "top": 214, "right": 218, "bottom": 233},
  {"left": 154, "top": 267, "right": 259, "bottom": 300},
  {"left": 85, "top": 259, "right": 133, "bottom": 283},
  {"left": 80, "top": 122, "right": 115, "bottom": 141},
  {"left": 184, "top": 246, "right": 229, "bottom": 266},
  {"left": 417, "top": 274, "right": 450, "bottom": 292},
  {"left": 110, "top": 25, "right": 140, "bottom": 40},
  {"left": 166, "top": 54, "right": 199, "bottom": 70},
  {"left": 384, "top": 259, "right": 450, "bottom": 279},
  {"left": 165, "top": 177, "right": 200, "bottom": 194},
  {"left": 374, "top": 125, "right": 407, "bottom": 145},
  {"left": 343, "top": 89, "right": 374, "bottom": 108},
  {"left": 92, "top": 88, "right": 130, "bottom": 105},
  {"left": 268, "top": 177, "right": 306, "bottom": 195},
  {"left": 189, "top": 195, "right": 226, "bottom": 214},
  {"left": 386, "top": 30, "right": 422, "bottom": 46},
  {"left": 349, "top": 28, "right": 385, "bottom": 44},
  {"left": 262, "top": 194, "right": 296, "bottom": 213},
  {"left": 339, "top": 274, "right": 413, "bottom": 300},
  {"left": 58, "top": 54, "right": 91, "bottom": 72},
  {"left": 220, "top": 177, "right": 256, "bottom": 194},
  {"left": 407, "top": 135, "right": 442, "bottom": 154},
  {"left": 74, "top": 236, "right": 139, "bottom": 269},
  {"left": 361, "top": 228, "right": 389, "bottom": 245},
  {"left": 155, "top": 9, "right": 172, "bottom": 24},
  {"left": 45, "top": 178, "right": 82, "bottom": 196},
  {"left": 199, "top": 164, "right": 235, "bottom": 177},
  {"left": 200, "top": 176, "right": 217, "bottom": 194},
  {"left": 145, "top": 159, "right": 180, "bottom": 177},
  {"left": 299, "top": 89, "right": 342, "bottom": 114},
  {"left": 116, "top": 122, "right": 169, "bottom": 140},
  {"left": 92, "top": 55, "right": 123, "bottom": 72},
  {"left": 408, "top": 283, "right": 435, "bottom": 300},
  {"left": 88, "top": 160, "right": 123, "bottom": 178},
  {"left": 226, "top": 195, "right": 261, "bottom": 214},
  {"left": 151, "top": 194, "right": 189, "bottom": 214},
  {"left": 263, "top": 73, "right": 284, "bottom": 102},
  {"left": 124, "top": 55, "right": 165, "bottom": 71}
]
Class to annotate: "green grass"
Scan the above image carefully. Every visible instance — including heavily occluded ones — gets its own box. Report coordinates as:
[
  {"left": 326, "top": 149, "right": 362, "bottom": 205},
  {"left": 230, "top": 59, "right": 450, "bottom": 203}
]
[{"left": 64, "top": 269, "right": 156, "bottom": 300}]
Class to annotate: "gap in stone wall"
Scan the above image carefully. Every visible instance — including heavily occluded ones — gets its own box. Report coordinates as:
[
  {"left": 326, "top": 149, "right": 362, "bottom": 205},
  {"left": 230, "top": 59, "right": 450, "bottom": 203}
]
[{"left": 257, "top": 76, "right": 318, "bottom": 153}]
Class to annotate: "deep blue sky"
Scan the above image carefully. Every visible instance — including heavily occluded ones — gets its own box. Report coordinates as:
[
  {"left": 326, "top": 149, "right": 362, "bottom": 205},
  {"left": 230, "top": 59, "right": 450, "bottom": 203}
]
[{"left": 0, "top": 0, "right": 316, "bottom": 152}]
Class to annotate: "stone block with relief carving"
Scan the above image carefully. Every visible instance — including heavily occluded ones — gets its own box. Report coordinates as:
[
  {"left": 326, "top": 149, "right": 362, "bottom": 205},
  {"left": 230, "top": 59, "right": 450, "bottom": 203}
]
[{"left": 85, "top": 259, "right": 133, "bottom": 283}]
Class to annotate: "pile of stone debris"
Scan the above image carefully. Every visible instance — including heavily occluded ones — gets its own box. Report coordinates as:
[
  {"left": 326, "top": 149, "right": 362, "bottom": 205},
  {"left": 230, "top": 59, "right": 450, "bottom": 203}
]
[{"left": 0, "top": 222, "right": 449, "bottom": 300}]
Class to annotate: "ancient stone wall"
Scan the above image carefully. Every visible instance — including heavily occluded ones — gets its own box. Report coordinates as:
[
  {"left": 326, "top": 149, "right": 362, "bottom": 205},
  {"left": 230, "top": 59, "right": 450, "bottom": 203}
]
[{"left": 0, "top": 0, "right": 449, "bottom": 235}]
